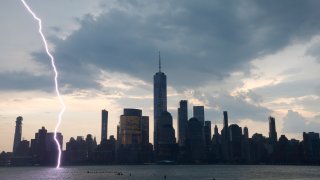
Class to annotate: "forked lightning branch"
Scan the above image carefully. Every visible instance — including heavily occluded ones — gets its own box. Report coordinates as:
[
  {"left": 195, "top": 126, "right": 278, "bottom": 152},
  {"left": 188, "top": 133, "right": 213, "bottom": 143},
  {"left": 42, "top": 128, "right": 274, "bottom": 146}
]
[{"left": 20, "top": 0, "right": 66, "bottom": 168}]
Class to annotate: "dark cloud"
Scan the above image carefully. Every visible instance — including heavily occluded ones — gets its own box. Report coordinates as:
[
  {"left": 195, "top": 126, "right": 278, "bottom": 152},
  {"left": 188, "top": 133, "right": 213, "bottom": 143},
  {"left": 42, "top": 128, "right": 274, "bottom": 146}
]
[
  {"left": 254, "top": 79, "right": 320, "bottom": 99},
  {"left": 214, "top": 93, "right": 271, "bottom": 122},
  {"left": 0, "top": 72, "right": 52, "bottom": 92},
  {"left": 32, "top": 0, "right": 320, "bottom": 90},
  {"left": 306, "top": 40, "right": 320, "bottom": 62},
  {"left": 282, "top": 110, "right": 320, "bottom": 133},
  {"left": 191, "top": 91, "right": 272, "bottom": 122}
]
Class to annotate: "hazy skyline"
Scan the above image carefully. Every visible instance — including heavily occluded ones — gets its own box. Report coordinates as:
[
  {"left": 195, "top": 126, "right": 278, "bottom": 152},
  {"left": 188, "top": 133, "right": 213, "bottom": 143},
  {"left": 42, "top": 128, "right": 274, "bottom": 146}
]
[{"left": 1, "top": 0, "right": 320, "bottom": 152}]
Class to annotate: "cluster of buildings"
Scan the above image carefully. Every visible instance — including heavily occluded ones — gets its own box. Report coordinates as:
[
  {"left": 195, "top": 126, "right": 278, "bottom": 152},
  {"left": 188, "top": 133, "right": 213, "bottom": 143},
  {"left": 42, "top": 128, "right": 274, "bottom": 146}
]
[{"left": 1, "top": 58, "right": 320, "bottom": 166}]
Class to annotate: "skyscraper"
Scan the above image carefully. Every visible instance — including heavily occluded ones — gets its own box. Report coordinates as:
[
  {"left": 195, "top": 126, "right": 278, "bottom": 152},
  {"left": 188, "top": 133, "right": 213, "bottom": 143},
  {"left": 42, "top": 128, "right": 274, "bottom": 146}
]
[
  {"left": 243, "top": 126, "right": 249, "bottom": 139},
  {"left": 204, "top": 121, "right": 212, "bottom": 148},
  {"left": 158, "top": 111, "right": 176, "bottom": 145},
  {"left": 229, "top": 124, "right": 242, "bottom": 161},
  {"left": 193, "top": 106, "right": 205, "bottom": 126},
  {"left": 269, "top": 116, "right": 277, "bottom": 144},
  {"left": 119, "top": 109, "right": 143, "bottom": 145},
  {"left": 178, "top": 100, "right": 188, "bottom": 147},
  {"left": 141, "top": 116, "right": 150, "bottom": 145},
  {"left": 221, "top": 111, "right": 229, "bottom": 161},
  {"left": 101, "top": 109, "right": 108, "bottom": 142},
  {"left": 118, "top": 108, "right": 151, "bottom": 163},
  {"left": 13, "top": 116, "right": 23, "bottom": 154},
  {"left": 154, "top": 52, "right": 167, "bottom": 151},
  {"left": 223, "top": 111, "right": 229, "bottom": 141},
  {"left": 157, "top": 111, "right": 177, "bottom": 161},
  {"left": 34, "top": 127, "right": 47, "bottom": 165},
  {"left": 214, "top": 125, "right": 220, "bottom": 144},
  {"left": 187, "top": 117, "right": 206, "bottom": 162},
  {"left": 46, "top": 132, "right": 63, "bottom": 164}
]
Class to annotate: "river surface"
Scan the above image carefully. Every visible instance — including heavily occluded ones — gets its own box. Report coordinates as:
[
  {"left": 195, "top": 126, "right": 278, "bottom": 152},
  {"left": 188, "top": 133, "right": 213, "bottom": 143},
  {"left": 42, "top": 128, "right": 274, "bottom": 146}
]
[{"left": 0, "top": 165, "right": 319, "bottom": 180}]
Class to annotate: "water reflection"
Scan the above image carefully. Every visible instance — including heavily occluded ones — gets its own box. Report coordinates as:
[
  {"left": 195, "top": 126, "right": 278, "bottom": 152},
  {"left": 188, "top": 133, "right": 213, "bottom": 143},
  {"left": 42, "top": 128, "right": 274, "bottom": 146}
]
[{"left": 0, "top": 165, "right": 320, "bottom": 180}]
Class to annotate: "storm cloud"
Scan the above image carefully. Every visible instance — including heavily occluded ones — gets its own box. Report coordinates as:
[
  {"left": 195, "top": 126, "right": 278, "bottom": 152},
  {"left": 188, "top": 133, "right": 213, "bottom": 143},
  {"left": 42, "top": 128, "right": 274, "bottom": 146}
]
[{"left": 31, "top": 0, "right": 320, "bottom": 90}]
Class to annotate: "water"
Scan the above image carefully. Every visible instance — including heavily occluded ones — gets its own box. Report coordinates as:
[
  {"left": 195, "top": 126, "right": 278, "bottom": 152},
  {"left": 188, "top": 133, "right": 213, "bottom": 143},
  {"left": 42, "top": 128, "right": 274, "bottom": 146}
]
[{"left": 0, "top": 165, "right": 319, "bottom": 180}]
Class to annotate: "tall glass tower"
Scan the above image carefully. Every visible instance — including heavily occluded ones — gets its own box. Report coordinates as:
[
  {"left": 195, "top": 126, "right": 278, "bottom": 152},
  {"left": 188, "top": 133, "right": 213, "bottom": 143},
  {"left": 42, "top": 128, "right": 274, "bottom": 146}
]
[
  {"left": 269, "top": 116, "right": 277, "bottom": 144},
  {"left": 153, "top": 52, "right": 167, "bottom": 151},
  {"left": 13, "top": 116, "right": 23, "bottom": 154},
  {"left": 178, "top": 100, "right": 188, "bottom": 147},
  {"left": 101, "top": 109, "right": 108, "bottom": 142}
]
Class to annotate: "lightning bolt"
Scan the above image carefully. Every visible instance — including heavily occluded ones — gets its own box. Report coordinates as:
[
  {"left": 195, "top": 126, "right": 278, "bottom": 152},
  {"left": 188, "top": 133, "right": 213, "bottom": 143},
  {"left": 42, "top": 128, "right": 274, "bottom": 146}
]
[{"left": 21, "top": 0, "right": 66, "bottom": 168}]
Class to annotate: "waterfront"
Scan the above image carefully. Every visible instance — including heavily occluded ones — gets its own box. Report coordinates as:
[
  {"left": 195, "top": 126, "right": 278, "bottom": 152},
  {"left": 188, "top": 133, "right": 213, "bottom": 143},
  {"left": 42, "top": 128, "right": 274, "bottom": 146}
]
[{"left": 0, "top": 165, "right": 320, "bottom": 180}]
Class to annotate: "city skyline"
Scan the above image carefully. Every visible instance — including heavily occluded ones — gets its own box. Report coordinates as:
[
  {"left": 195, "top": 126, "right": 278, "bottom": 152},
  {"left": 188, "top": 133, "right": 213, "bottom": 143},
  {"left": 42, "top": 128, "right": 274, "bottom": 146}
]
[
  {"left": 2, "top": 49, "right": 320, "bottom": 165},
  {"left": 1, "top": 0, "right": 320, "bottom": 152}
]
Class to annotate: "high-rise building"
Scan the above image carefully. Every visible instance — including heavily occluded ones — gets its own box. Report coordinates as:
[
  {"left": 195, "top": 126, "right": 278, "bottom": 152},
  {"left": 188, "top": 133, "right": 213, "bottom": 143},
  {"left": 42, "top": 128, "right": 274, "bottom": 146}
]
[
  {"left": 154, "top": 52, "right": 167, "bottom": 151},
  {"left": 46, "top": 132, "right": 63, "bottom": 164},
  {"left": 118, "top": 108, "right": 151, "bottom": 163},
  {"left": 187, "top": 117, "right": 206, "bottom": 162},
  {"left": 178, "top": 100, "right": 188, "bottom": 147},
  {"left": 223, "top": 111, "right": 229, "bottom": 141},
  {"left": 229, "top": 124, "right": 242, "bottom": 161},
  {"left": 221, "top": 111, "right": 230, "bottom": 161},
  {"left": 214, "top": 125, "right": 220, "bottom": 144},
  {"left": 101, "top": 109, "right": 108, "bottom": 142},
  {"left": 157, "top": 111, "right": 177, "bottom": 161},
  {"left": 13, "top": 116, "right": 23, "bottom": 154},
  {"left": 243, "top": 126, "right": 249, "bottom": 139},
  {"left": 268, "top": 116, "right": 277, "bottom": 144},
  {"left": 302, "top": 132, "right": 320, "bottom": 162},
  {"left": 193, "top": 106, "right": 205, "bottom": 126},
  {"left": 116, "top": 125, "right": 120, "bottom": 142},
  {"left": 119, "top": 109, "right": 143, "bottom": 145},
  {"left": 33, "top": 127, "right": 47, "bottom": 165},
  {"left": 204, "top": 121, "right": 212, "bottom": 148},
  {"left": 141, "top": 116, "right": 149, "bottom": 145},
  {"left": 212, "top": 124, "right": 221, "bottom": 161},
  {"left": 242, "top": 126, "right": 250, "bottom": 162},
  {"left": 158, "top": 111, "right": 176, "bottom": 145}
]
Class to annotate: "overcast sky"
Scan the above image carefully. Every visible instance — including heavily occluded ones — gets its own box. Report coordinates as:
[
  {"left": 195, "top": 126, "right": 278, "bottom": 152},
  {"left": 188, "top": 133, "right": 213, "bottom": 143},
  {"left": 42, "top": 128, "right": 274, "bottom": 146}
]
[{"left": 1, "top": 0, "right": 320, "bottom": 152}]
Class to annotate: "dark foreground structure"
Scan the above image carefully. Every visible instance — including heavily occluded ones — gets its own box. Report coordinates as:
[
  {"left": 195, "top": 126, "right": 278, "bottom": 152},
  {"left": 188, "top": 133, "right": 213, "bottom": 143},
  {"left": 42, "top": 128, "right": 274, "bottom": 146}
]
[{"left": 1, "top": 113, "right": 320, "bottom": 166}]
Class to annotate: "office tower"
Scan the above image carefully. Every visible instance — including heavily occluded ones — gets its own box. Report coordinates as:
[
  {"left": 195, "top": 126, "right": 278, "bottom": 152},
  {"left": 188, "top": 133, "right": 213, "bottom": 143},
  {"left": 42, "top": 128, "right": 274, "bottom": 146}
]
[
  {"left": 66, "top": 136, "right": 87, "bottom": 163},
  {"left": 302, "top": 132, "right": 320, "bottom": 162},
  {"left": 187, "top": 117, "right": 206, "bottom": 162},
  {"left": 35, "top": 127, "right": 47, "bottom": 165},
  {"left": 118, "top": 108, "right": 151, "bottom": 163},
  {"left": 212, "top": 124, "right": 221, "bottom": 161},
  {"left": 193, "top": 106, "right": 205, "bottom": 126},
  {"left": 242, "top": 126, "right": 250, "bottom": 162},
  {"left": 157, "top": 111, "right": 177, "bottom": 161},
  {"left": 101, "top": 109, "right": 108, "bottom": 142},
  {"left": 223, "top": 111, "right": 229, "bottom": 140},
  {"left": 269, "top": 116, "right": 277, "bottom": 144},
  {"left": 119, "top": 109, "right": 143, "bottom": 145},
  {"left": 178, "top": 100, "right": 188, "bottom": 147},
  {"left": 13, "top": 116, "right": 23, "bottom": 154},
  {"left": 243, "top": 126, "right": 249, "bottom": 139},
  {"left": 158, "top": 111, "right": 176, "bottom": 145},
  {"left": 221, "top": 111, "right": 229, "bottom": 161},
  {"left": 204, "top": 121, "right": 212, "bottom": 148},
  {"left": 116, "top": 125, "right": 120, "bottom": 142},
  {"left": 214, "top": 125, "right": 219, "bottom": 135},
  {"left": 15, "top": 140, "right": 30, "bottom": 156},
  {"left": 214, "top": 125, "right": 220, "bottom": 144},
  {"left": 141, "top": 116, "right": 153, "bottom": 163},
  {"left": 86, "top": 134, "right": 97, "bottom": 154},
  {"left": 141, "top": 116, "right": 149, "bottom": 145},
  {"left": 229, "top": 124, "right": 242, "bottom": 161},
  {"left": 46, "top": 132, "right": 63, "bottom": 164},
  {"left": 154, "top": 52, "right": 167, "bottom": 151}
]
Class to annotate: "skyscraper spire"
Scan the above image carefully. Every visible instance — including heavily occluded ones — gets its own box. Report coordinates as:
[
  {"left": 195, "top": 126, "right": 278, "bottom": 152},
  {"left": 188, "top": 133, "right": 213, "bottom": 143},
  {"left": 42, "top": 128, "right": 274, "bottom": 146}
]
[{"left": 158, "top": 51, "right": 161, "bottom": 72}]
